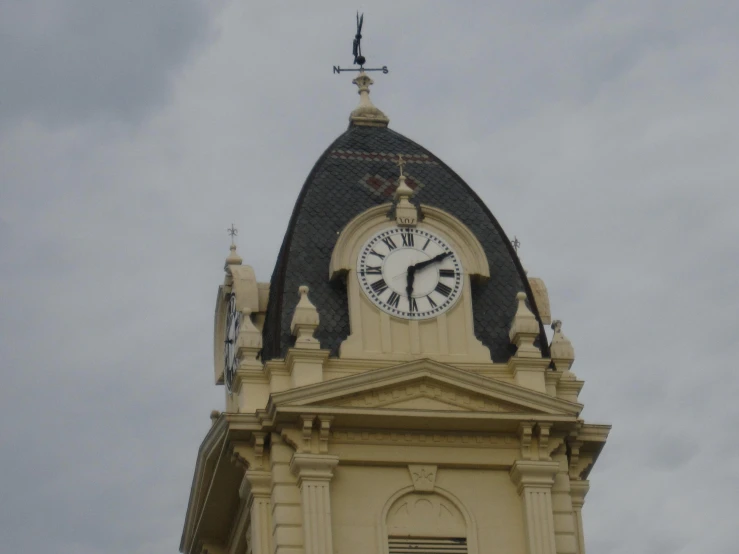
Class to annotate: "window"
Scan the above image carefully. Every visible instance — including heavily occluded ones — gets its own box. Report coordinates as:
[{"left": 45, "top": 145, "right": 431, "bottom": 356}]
[{"left": 389, "top": 537, "right": 468, "bottom": 554}]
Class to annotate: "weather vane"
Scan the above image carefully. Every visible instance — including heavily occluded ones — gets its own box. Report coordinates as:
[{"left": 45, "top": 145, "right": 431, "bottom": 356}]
[
  {"left": 227, "top": 223, "right": 238, "bottom": 245},
  {"left": 333, "top": 13, "right": 389, "bottom": 75}
]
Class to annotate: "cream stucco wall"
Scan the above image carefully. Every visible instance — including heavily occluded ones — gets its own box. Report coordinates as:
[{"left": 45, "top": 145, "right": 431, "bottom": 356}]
[{"left": 330, "top": 465, "right": 526, "bottom": 554}]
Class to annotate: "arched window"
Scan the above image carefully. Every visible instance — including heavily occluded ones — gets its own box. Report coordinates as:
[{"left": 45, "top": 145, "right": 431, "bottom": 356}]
[{"left": 385, "top": 492, "right": 470, "bottom": 554}]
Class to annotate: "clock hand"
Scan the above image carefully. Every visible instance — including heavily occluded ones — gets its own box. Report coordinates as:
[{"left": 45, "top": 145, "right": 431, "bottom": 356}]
[
  {"left": 406, "top": 266, "right": 416, "bottom": 298},
  {"left": 412, "top": 251, "right": 451, "bottom": 272}
]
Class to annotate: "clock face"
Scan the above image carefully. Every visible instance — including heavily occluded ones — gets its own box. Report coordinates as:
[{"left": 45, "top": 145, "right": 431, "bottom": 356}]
[
  {"left": 223, "top": 293, "right": 240, "bottom": 392},
  {"left": 356, "top": 227, "right": 463, "bottom": 320}
]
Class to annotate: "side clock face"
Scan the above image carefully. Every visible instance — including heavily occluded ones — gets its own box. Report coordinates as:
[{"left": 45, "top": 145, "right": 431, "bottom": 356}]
[
  {"left": 356, "top": 227, "right": 463, "bottom": 320},
  {"left": 223, "top": 293, "right": 240, "bottom": 392}
]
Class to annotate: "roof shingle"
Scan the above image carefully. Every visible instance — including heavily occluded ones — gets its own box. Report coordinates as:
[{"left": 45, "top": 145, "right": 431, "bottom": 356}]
[{"left": 261, "top": 125, "right": 548, "bottom": 362}]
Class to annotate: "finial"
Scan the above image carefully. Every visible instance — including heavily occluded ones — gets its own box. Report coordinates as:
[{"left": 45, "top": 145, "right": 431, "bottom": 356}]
[
  {"left": 509, "top": 292, "right": 541, "bottom": 358},
  {"left": 350, "top": 71, "right": 390, "bottom": 127},
  {"left": 512, "top": 236, "right": 521, "bottom": 253},
  {"left": 332, "top": 14, "right": 390, "bottom": 126},
  {"left": 394, "top": 155, "right": 417, "bottom": 226},
  {"left": 550, "top": 319, "right": 576, "bottom": 375},
  {"left": 290, "top": 286, "right": 321, "bottom": 349},
  {"left": 224, "top": 224, "right": 242, "bottom": 268},
  {"left": 396, "top": 154, "right": 406, "bottom": 177}
]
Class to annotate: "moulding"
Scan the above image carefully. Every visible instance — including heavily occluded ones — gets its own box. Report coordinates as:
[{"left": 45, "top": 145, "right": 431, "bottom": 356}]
[
  {"left": 378, "top": 486, "right": 479, "bottom": 554},
  {"left": 330, "top": 429, "right": 519, "bottom": 449},
  {"left": 269, "top": 358, "right": 582, "bottom": 416}
]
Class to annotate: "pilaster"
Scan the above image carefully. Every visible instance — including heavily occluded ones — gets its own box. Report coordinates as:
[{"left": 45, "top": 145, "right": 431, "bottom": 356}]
[
  {"left": 233, "top": 369, "right": 270, "bottom": 413},
  {"left": 240, "top": 470, "right": 273, "bottom": 554},
  {"left": 289, "top": 453, "right": 339, "bottom": 554},
  {"left": 550, "top": 453, "right": 578, "bottom": 554},
  {"left": 545, "top": 370, "right": 561, "bottom": 397},
  {"left": 510, "top": 460, "right": 560, "bottom": 554},
  {"left": 288, "top": 286, "right": 328, "bottom": 388},
  {"left": 285, "top": 349, "right": 330, "bottom": 389},
  {"left": 508, "top": 292, "right": 548, "bottom": 393},
  {"left": 509, "top": 357, "right": 550, "bottom": 394},
  {"left": 270, "top": 434, "right": 304, "bottom": 554},
  {"left": 570, "top": 480, "right": 590, "bottom": 554}
]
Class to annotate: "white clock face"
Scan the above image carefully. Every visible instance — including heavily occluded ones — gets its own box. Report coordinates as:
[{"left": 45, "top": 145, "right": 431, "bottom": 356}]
[{"left": 356, "top": 227, "right": 463, "bottom": 320}]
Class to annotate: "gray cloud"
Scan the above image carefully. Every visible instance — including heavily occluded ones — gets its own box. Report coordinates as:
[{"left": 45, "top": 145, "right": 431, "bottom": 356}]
[
  {"left": 0, "top": 0, "right": 220, "bottom": 130},
  {"left": 1, "top": 1, "right": 737, "bottom": 553}
]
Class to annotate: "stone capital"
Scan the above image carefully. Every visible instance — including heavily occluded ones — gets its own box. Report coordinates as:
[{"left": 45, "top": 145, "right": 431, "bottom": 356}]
[
  {"left": 569, "top": 479, "right": 590, "bottom": 509},
  {"left": 289, "top": 453, "right": 339, "bottom": 486},
  {"left": 239, "top": 469, "right": 272, "bottom": 502},
  {"left": 509, "top": 460, "right": 559, "bottom": 495}
]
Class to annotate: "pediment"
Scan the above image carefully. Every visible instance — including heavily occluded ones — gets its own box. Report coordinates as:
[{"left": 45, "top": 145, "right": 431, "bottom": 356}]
[
  {"left": 329, "top": 378, "right": 528, "bottom": 413},
  {"left": 269, "top": 359, "right": 581, "bottom": 417}
]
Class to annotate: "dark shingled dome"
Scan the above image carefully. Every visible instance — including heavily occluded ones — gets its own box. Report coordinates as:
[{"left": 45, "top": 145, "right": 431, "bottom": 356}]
[{"left": 261, "top": 125, "right": 548, "bottom": 362}]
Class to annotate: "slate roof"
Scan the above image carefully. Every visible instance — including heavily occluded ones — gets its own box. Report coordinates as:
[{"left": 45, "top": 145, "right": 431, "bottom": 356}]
[{"left": 261, "top": 124, "right": 549, "bottom": 363}]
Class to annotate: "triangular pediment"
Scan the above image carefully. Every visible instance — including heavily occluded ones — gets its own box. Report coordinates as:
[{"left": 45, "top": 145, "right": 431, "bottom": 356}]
[
  {"left": 328, "top": 377, "right": 529, "bottom": 413},
  {"left": 269, "top": 359, "right": 581, "bottom": 417}
]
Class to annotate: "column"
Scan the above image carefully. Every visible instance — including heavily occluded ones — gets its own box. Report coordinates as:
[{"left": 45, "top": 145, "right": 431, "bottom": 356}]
[
  {"left": 289, "top": 453, "right": 339, "bottom": 554},
  {"left": 569, "top": 480, "right": 590, "bottom": 554},
  {"left": 510, "top": 460, "right": 560, "bottom": 554},
  {"left": 243, "top": 470, "right": 273, "bottom": 554}
]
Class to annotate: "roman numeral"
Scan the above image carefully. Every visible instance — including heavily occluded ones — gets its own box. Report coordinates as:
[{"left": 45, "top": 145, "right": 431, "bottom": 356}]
[
  {"left": 426, "top": 295, "right": 438, "bottom": 308},
  {"left": 439, "top": 269, "right": 455, "bottom": 278},
  {"left": 422, "top": 238, "right": 430, "bottom": 251},
  {"left": 381, "top": 236, "right": 397, "bottom": 250},
  {"left": 365, "top": 266, "right": 382, "bottom": 275},
  {"left": 408, "top": 297, "right": 418, "bottom": 313},
  {"left": 401, "top": 231, "right": 415, "bottom": 247},
  {"left": 369, "top": 249, "right": 385, "bottom": 260},
  {"left": 435, "top": 282, "right": 453, "bottom": 297},
  {"left": 387, "top": 291, "right": 401, "bottom": 308},
  {"left": 371, "top": 279, "right": 388, "bottom": 294}
]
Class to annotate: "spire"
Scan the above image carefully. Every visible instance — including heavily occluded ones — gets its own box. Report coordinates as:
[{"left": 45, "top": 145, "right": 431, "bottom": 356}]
[
  {"left": 350, "top": 71, "right": 389, "bottom": 127},
  {"left": 225, "top": 224, "right": 242, "bottom": 269}
]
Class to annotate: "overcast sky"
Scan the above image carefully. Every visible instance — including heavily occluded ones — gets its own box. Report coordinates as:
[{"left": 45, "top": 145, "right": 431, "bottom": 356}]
[{"left": 1, "top": 1, "right": 738, "bottom": 553}]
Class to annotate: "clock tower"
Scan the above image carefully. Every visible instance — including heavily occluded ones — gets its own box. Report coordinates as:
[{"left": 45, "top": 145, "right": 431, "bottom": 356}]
[{"left": 181, "top": 71, "right": 610, "bottom": 554}]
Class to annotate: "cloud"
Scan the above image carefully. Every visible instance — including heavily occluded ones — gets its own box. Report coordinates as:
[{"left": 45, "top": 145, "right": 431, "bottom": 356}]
[
  {"left": 0, "top": 0, "right": 222, "bottom": 130},
  {"left": 1, "top": 1, "right": 738, "bottom": 553}
]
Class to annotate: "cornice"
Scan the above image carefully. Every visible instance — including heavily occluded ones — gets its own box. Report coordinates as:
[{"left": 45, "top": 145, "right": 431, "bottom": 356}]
[
  {"left": 180, "top": 417, "right": 229, "bottom": 553},
  {"left": 267, "top": 358, "right": 582, "bottom": 417}
]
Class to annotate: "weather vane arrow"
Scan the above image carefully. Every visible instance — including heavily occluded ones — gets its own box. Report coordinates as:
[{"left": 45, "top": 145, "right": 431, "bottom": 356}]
[{"left": 333, "top": 12, "right": 389, "bottom": 74}]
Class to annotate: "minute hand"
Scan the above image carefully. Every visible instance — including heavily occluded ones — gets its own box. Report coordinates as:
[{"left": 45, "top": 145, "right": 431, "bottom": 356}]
[{"left": 412, "top": 251, "right": 451, "bottom": 272}]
